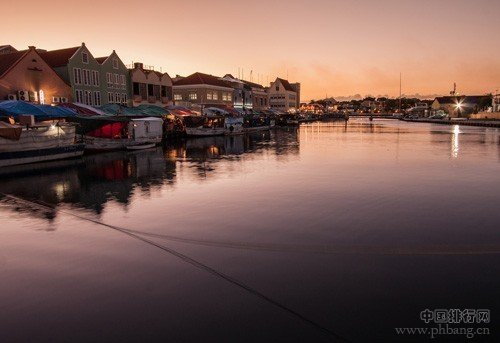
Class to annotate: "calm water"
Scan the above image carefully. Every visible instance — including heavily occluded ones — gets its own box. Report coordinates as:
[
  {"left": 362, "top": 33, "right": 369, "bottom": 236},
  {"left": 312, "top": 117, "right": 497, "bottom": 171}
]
[{"left": 1, "top": 119, "right": 499, "bottom": 342}]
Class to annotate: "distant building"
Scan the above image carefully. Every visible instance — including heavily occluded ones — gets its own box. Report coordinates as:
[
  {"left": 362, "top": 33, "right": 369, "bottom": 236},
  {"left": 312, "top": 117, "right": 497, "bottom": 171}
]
[
  {"left": 244, "top": 80, "right": 268, "bottom": 111},
  {"left": 222, "top": 74, "right": 251, "bottom": 109},
  {"left": 0, "top": 46, "right": 72, "bottom": 104},
  {"left": 268, "top": 78, "right": 300, "bottom": 112},
  {"left": 40, "top": 43, "right": 131, "bottom": 106},
  {"left": 221, "top": 75, "right": 268, "bottom": 110},
  {"left": 129, "top": 62, "right": 173, "bottom": 107},
  {"left": 431, "top": 95, "right": 491, "bottom": 118},
  {"left": 173, "top": 72, "right": 234, "bottom": 108}
]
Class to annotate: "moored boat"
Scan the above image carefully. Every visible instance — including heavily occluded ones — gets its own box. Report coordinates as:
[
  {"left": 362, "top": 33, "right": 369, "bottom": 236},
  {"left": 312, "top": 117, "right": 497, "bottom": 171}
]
[
  {"left": 183, "top": 107, "right": 244, "bottom": 137},
  {"left": 69, "top": 116, "right": 163, "bottom": 151},
  {"left": 204, "top": 107, "right": 244, "bottom": 135},
  {"left": 0, "top": 121, "right": 84, "bottom": 167}
]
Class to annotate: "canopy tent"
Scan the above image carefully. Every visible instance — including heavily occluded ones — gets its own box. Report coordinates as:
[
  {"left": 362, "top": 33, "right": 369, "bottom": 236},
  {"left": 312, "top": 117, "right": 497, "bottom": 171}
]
[
  {"left": 134, "top": 104, "right": 169, "bottom": 116},
  {"left": 67, "top": 115, "right": 131, "bottom": 135},
  {"left": 59, "top": 103, "right": 106, "bottom": 116},
  {"left": 204, "top": 106, "right": 244, "bottom": 117},
  {"left": 98, "top": 104, "right": 167, "bottom": 117},
  {"left": 0, "top": 101, "right": 77, "bottom": 120},
  {"left": 165, "top": 105, "right": 197, "bottom": 116}
]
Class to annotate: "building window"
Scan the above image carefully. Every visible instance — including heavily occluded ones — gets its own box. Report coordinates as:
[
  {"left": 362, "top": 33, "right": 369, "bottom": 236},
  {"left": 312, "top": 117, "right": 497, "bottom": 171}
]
[
  {"left": 276, "top": 86, "right": 279, "bottom": 91},
  {"left": 84, "top": 90, "right": 92, "bottom": 105},
  {"left": 112, "top": 58, "right": 119, "bottom": 69},
  {"left": 114, "top": 74, "right": 119, "bottom": 85},
  {"left": 212, "top": 92, "right": 218, "bottom": 100},
  {"left": 133, "top": 82, "right": 140, "bottom": 96},
  {"left": 83, "top": 69, "right": 91, "bottom": 86},
  {"left": 92, "top": 70, "right": 100, "bottom": 86},
  {"left": 106, "top": 73, "right": 113, "bottom": 87},
  {"left": 108, "top": 92, "right": 113, "bottom": 103},
  {"left": 189, "top": 93, "right": 197, "bottom": 100},
  {"left": 207, "top": 92, "right": 212, "bottom": 100},
  {"left": 73, "top": 68, "right": 82, "bottom": 85},
  {"left": 93, "top": 91, "right": 101, "bottom": 106},
  {"left": 115, "top": 93, "right": 120, "bottom": 104},
  {"left": 174, "top": 94, "right": 182, "bottom": 101},
  {"left": 161, "top": 86, "right": 167, "bottom": 98},
  {"left": 147, "top": 84, "right": 154, "bottom": 97},
  {"left": 75, "top": 89, "right": 83, "bottom": 103},
  {"left": 120, "top": 74, "right": 125, "bottom": 86},
  {"left": 122, "top": 93, "right": 127, "bottom": 104},
  {"left": 82, "top": 52, "right": 89, "bottom": 64}
]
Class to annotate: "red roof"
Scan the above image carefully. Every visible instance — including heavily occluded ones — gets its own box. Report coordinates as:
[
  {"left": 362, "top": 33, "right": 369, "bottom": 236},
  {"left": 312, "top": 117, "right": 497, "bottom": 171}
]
[
  {"left": 39, "top": 46, "right": 80, "bottom": 67},
  {"left": 0, "top": 50, "right": 28, "bottom": 77},
  {"left": 174, "top": 72, "right": 232, "bottom": 88}
]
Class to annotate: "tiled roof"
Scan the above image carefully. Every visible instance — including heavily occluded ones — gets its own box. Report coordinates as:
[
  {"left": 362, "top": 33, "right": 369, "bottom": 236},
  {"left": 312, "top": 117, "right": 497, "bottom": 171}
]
[
  {"left": 276, "top": 78, "right": 295, "bottom": 92},
  {"left": 243, "top": 80, "right": 265, "bottom": 89},
  {"left": 39, "top": 46, "right": 80, "bottom": 67},
  {"left": 95, "top": 56, "right": 108, "bottom": 64},
  {"left": 174, "top": 72, "right": 231, "bottom": 88},
  {"left": 0, "top": 50, "right": 28, "bottom": 77}
]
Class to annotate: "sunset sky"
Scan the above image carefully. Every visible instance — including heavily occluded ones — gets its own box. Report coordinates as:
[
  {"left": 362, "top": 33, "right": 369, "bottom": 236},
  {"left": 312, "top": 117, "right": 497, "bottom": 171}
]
[{"left": 3, "top": 0, "right": 499, "bottom": 100}]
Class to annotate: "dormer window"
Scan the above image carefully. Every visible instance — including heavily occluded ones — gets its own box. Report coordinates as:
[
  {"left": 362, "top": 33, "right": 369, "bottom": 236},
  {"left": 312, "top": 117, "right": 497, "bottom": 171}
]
[
  {"left": 113, "top": 58, "right": 119, "bottom": 69},
  {"left": 82, "top": 52, "right": 89, "bottom": 64},
  {"left": 276, "top": 86, "right": 279, "bottom": 91}
]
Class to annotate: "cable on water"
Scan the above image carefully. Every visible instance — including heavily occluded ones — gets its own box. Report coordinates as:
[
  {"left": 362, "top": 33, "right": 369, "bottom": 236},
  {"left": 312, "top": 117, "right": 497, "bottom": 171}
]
[{"left": 0, "top": 193, "right": 350, "bottom": 343}]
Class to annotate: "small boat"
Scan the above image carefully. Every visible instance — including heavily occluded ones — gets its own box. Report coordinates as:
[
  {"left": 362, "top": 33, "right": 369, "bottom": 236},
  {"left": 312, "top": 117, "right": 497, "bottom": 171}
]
[
  {"left": 69, "top": 116, "right": 163, "bottom": 151},
  {"left": 0, "top": 120, "right": 84, "bottom": 167},
  {"left": 243, "top": 112, "right": 275, "bottom": 132},
  {"left": 204, "top": 107, "right": 243, "bottom": 135},
  {"left": 126, "top": 143, "right": 156, "bottom": 150},
  {"left": 184, "top": 115, "right": 226, "bottom": 137},
  {"left": 183, "top": 108, "right": 244, "bottom": 137}
]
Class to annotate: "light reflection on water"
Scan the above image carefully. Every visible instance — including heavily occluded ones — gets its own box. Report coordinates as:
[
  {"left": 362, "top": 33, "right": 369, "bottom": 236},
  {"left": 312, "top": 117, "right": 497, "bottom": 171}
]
[{"left": 1, "top": 119, "right": 499, "bottom": 342}]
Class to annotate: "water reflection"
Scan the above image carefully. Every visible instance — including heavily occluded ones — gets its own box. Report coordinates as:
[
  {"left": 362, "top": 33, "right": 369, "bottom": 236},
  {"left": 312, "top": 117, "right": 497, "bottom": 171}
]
[{"left": 0, "top": 129, "right": 299, "bottom": 219}]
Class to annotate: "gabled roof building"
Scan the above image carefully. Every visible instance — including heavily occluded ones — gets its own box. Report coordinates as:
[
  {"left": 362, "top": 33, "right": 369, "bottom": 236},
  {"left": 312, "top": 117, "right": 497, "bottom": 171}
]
[
  {"left": 0, "top": 46, "right": 72, "bottom": 104},
  {"left": 129, "top": 62, "right": 173, "bottom": 107},
  {"left": 268, "top": 77, "right": 301, "bottom": 112},
  {"left": 40, "top": 43, "right": 131, "bottom": 106}
]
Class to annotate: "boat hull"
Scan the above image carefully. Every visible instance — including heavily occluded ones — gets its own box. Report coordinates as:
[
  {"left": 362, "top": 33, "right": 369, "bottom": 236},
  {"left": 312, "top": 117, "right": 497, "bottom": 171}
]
[
  {"left": 0, "top": 144, "right": 85, "bottom": 167},
  {"left": 83, "top": 136, "right": 162, "bottom": 151},
  {"left": 185, "top": 127, "right": 226, "bottom": 137}
]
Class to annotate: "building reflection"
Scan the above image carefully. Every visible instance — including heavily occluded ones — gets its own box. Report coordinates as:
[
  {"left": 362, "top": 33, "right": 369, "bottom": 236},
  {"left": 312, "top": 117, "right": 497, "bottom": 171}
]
[{"left": 0, "top": 129, "right": 300, "bottom": 220}]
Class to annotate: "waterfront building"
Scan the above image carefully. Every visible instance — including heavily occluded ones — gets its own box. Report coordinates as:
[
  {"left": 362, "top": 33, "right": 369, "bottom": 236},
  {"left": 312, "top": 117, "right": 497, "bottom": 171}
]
[
  {"left": 173, "top": 72, "right": 234, "bottom": 108},
  {"left": 268, "top": 78, "right": 300, "bottom": 112},
  {"left": 96, "top": 51, "right": 132, "bottom": 106},
  {"left": 40, "top": 43, "right": 131, "bottom": 107},
  {"left": 129, "top": 63, "right": 173, "bottom": 107},
  {"left": 244, "top": 80, "right": 268, "bottom": 111},
  {"left": 431, "top": 95, "right": 492, "bottom": 118},
  {"left": 221, "top": 74, "right": 269, "bottom": 111},
  {"left": 222, "top": 74, "right": 251, "bottom": 110},
  {"left": 0, "top": 46, "right": 72, "bottom": 104}
]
